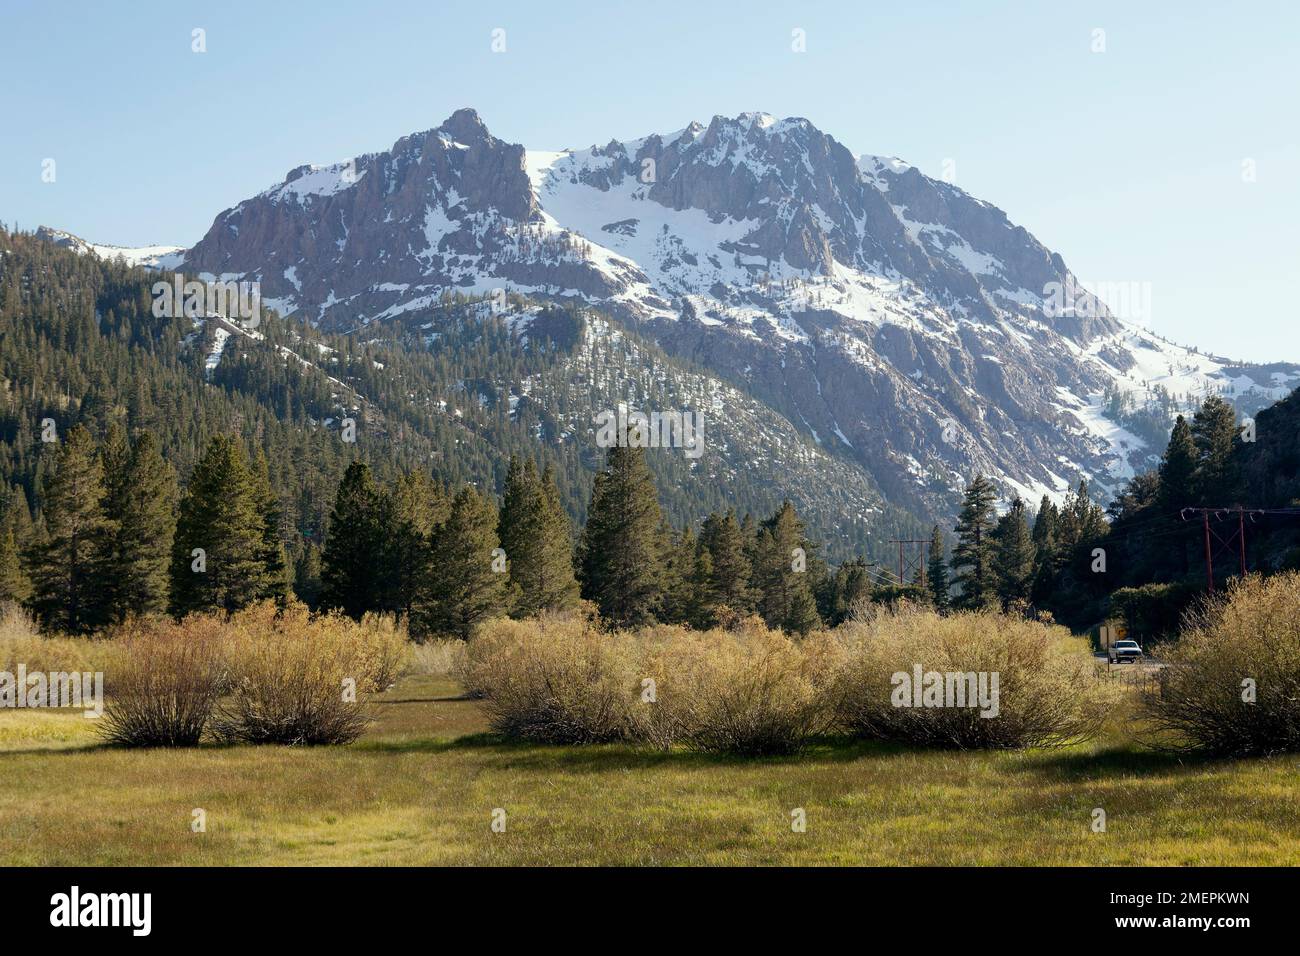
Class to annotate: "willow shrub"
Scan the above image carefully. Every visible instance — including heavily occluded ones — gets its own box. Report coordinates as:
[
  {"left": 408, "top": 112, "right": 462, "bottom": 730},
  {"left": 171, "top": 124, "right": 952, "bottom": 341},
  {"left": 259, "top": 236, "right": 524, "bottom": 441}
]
[
  {"left": 211, "top": 603, "right": 409, "bottom": 745},
  {"left": 466, "top": 614, "right": 834, "bottom": 754},
  {"left": 1143, "top": 573, "right": 1300, "bottom": 755},
  {"left": 824, "top": 604, "right": 1114, "bottom": 749},
  {"left": 98, "top": 616, "right": 225, "bottom": 747}
]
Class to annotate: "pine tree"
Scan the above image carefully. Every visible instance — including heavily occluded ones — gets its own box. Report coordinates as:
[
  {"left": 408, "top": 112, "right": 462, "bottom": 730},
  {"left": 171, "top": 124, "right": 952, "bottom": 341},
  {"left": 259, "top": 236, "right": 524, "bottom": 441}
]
[
  {"left": 1191, "top": 395, "right": 1241, "bottom": 504},
  {"left": 826, "top": 556, "right": 873, "bottom": 624},
  {"left": 293, "top": 542, "right": 323, "bottom": 609},
  {"left": 320, "top": 460, "right": 391, "bottom": 619},
  {"left": 1158, "top": 415, "right": 1197, "bottom": 509},
  {"left": 1158, "top": 414, "right": 1198, "bottom": 575},
  {"left": 577, "top": 447, "right": 667, "bottom": 628},
  {"left": 950, "top": 475, "right": 998, "bottom": 611},
  {"left": 498, "top": 457, "right": 579, "bottom": 618},
  {"left": 660, "top": 524, "right": 699, "bottom": 626},
  {"left": 752, "top": 501, "right": 821, "bottom": 634},
  {"left": 1030, "top": 495, "right": 1060, "bottom": 605},
  {"left": 992, "top": 497, "right": 1035, "bottom": 608},
  {"left": 698, "top": 509, "right": 753, "bottom": 614},
  {"left": 418, "top": 485, "right": 509, "bottom": 639},
  {"left": 0, "top": 524, "right": 30, "bottom": 606},
  {"left": 26, "top": 426, "right": 114, "bottom": 632},
  {"left": 100, "top": 428, "right": 178, "bottom": 622},
  {"left": 926, "top": 524, "right": 949, "bottom": 611},
  {"left": 0, "top": 487, "right": 33, "bottom": 606},
  {"left": 249, "top": 451, "right": 292, "bottom": 604},
  {"left": 170, "top": 435, "right": 274, "bottom": 617},
  {"left": 388, "top": 469, "right": 449, "bottom": 622}
]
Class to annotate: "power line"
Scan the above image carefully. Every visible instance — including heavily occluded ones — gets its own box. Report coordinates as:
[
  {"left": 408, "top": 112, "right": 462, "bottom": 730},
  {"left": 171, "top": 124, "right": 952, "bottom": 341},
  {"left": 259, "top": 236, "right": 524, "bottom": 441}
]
[{"left": 1181, "top": 506, "right": 1262, "bottom": 591}]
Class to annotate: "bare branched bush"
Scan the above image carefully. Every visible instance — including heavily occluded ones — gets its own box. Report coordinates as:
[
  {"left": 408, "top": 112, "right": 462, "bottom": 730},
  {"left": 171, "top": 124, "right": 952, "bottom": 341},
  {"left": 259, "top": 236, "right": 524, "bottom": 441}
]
[
  {"left": 1142, "top": 573, "right": 1300, "bottom": 756},
  {"left": 636, "top": 621, "right": 834, "bottom": 755},
  {"left": 466, "top": 617, "right": 834, "bottom": 754},
  {"left": 98, "top": 617, "right": 225, "bottom": 747},
  {"left": 210, "top": 603, "right": 398, "bottom": 746},
  {"left": 829, "top": 604, "right": 1114, "bottom": 749},
  {"left": 463, "top": 616, "right": 640, "bottom": 743}
]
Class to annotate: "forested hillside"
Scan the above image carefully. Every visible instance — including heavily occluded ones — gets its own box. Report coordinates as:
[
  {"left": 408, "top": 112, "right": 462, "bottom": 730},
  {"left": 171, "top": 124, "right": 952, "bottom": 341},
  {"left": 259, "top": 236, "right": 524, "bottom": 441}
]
[{"left": 0, "top": 227, "right": 923, "bottom": 582}]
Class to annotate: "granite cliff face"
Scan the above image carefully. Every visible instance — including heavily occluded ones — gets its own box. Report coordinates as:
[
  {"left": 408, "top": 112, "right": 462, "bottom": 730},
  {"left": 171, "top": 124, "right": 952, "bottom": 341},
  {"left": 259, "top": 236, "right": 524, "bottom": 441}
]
[{"left": 76, "top": 109, "right": 1300, "bottom": 519}]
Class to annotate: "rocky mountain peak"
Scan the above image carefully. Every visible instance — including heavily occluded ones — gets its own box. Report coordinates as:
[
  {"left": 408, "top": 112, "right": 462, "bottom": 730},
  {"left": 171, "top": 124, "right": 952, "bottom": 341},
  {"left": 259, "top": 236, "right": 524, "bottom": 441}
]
[{"left": 92, "top": 108, "right": 1298, "bottom": 524}]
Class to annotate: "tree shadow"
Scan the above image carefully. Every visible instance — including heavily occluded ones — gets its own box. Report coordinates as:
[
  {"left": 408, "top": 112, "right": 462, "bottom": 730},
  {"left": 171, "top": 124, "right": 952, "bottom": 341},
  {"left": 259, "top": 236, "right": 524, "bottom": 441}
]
[{"left": 1009, "top": 744, "right": 1244, "bottom": 781}]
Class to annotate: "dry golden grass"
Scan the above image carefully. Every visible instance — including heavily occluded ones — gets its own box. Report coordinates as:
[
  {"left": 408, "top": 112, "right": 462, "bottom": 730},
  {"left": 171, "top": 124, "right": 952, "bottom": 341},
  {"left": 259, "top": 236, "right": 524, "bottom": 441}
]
[
  {"left": 0, "top": 603, "right": 120, "bottom": 676},
  {"left": 2, "top": 607, "right": 1298, "bottom": 865},
  {"left": 2, "top": 669, "right": 1298, "bottom": 865}
]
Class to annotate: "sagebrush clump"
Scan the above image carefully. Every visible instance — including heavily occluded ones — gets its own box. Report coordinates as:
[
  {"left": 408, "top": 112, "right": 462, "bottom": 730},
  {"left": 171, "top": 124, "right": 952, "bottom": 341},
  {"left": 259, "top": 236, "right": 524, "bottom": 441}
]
[
  {"left": 1143, "top": 573, "right": 1300, "bottom": 755},
  {"left": 827, "top": 604, "right": 1114, "bottom": 749},
  {"left": 464, "top": 603, "right": 1113, "bottom": 753},
  {"left": 211, "top": 603, "right": 408, "bottom": 745},
  {"left": 462, "top": 614, "right": 640, "bottom": 744},
  {"left": 98, "top": 616, "right": 225, "bottom": 747},
  {"left": 98, "top": 602, "right": 409, "bottom": 747},
  {"left": 467, "top": 615, "right": 831, "bottom": 754}
]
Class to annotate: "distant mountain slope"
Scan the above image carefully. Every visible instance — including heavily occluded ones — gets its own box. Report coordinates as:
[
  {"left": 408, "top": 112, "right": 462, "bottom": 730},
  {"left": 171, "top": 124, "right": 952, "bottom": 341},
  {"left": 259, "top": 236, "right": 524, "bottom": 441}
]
[
  {"left": 34, "top": 225, "right": 183, "bottom": 269},
  {"left": 1, "top": 229, "right": 924, "bottom": 563},
  {"left": 40, "top": 109, "right": 1300, "bottom": 522}
]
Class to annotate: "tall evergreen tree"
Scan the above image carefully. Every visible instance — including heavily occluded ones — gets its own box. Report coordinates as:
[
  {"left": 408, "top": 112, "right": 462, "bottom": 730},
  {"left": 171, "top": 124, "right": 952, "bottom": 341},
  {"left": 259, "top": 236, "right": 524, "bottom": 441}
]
[
  {"left": 249, "top": 451, "right": 292, "bottom": 605},
  {"left": 950, "top": 475, "right": 998, "bottom": 611},
  {"left": 293, "top": 542, "right": 323, "bottom": 609},
  {"left": 417, "top": 485, "right": 509, "bottom": 639},
  {"left": 578, "top": 447, "right": 667, "bottom": 628},
  {"left": 389, "top": 469, "right": 450, "bottom": 622},
  {"left": 698, "top": 509, "right": 753, "bottom": 614},
  {"left": 1158, "top": 415, "right": 1197, "bottom": 510},
  {"left": 0, "top": 488, "right": 33, "bottom": 606},
  {"left": 100, "top": 428, "right": 178, "bottom": 622},
  {"left": 498, "top": 457, "right": 579, "bottom": 617},
  {"left": 991, "top": 497, "right": 1035, "bottom": 608},
  {"left": 0, "top": 524, "right": 30, "bottom": 606},
  {"left": 926, "top": 524, "right": 950, "bottom": 611},
  {"left": 825, "top": 556, "right": 874, "bottom": 625},
  {"left": 169, "top": 435, "right": 275, "bottom": 617},
  {"left": 26, "top": 426, "right": 114, "bottom": 633},
  {"left": 1190, "top": 395, "right": 1241, "bottom": 504},
  {"left": 1158, "top": 414, "right": 1198, "bottom": 575},
  {"left": 1030, "top": 495, "right": 1061, "bottom": 605},
  {"left": 752, "top": 500, "right": 821, "bottom": 634},
  {"left": 320, "top": 460, "right": 391, "bottom": 619}
]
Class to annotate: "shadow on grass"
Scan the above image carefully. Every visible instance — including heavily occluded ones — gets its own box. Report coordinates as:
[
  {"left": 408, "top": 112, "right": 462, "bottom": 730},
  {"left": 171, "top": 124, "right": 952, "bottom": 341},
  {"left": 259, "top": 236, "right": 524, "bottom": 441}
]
[
  {"left": 354, "top": 731, "right": 915, "bottom": 772},
  {"left": 0, "top": 740, "right": 110, "bottom": 757},
  {"left": 1006, "top": 743, "right": 1242, "bottom": 781}
]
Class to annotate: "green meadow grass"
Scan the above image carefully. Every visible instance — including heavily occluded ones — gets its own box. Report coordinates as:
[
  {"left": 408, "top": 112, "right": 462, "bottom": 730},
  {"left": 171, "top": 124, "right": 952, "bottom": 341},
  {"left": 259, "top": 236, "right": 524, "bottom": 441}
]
[{"left": 1, "top": 673, "right": 1297, "bottom": 866}]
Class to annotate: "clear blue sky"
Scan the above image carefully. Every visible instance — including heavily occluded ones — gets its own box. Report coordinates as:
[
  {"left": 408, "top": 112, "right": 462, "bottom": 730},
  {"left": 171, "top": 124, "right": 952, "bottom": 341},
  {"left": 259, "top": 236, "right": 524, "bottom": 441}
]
[{"left": 1, "top": 0, "right": 1295, "bottom": 362}]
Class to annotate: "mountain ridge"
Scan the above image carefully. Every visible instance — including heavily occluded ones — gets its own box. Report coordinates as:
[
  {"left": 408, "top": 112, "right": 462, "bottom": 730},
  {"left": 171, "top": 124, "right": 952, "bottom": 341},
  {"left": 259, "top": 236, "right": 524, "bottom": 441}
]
[{"left": 35, "top": 108, "right": 1300, "bottom": 523}]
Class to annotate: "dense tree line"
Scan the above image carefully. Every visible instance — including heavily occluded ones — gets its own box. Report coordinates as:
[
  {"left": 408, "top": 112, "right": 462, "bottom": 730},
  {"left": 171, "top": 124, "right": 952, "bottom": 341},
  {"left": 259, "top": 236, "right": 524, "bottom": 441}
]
[{"left": 934, "top": 390, "right": 1300, "bottom": 630}]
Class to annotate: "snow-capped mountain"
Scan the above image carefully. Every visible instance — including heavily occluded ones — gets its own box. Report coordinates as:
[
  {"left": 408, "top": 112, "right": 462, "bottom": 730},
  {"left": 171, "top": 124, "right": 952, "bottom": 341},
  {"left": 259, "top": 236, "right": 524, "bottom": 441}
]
[
  {"left": 34, "top": 226, "right": 183, "bottom": 269},
  {"left": 44, "top": 109, "right": 1300, "bottom": 518}
]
